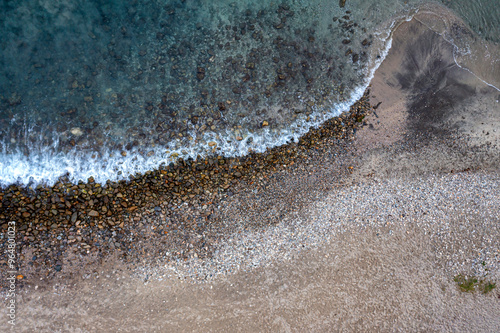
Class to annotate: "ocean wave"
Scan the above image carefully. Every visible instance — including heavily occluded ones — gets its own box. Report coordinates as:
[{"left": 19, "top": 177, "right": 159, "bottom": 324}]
[{"left": 1, "top": 1, "right": 497, "bottom": 188}]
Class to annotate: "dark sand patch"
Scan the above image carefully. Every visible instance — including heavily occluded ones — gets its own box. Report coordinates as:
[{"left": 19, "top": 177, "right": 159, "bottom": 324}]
[{"left": 3, "top": 8, "right": 500, "bottom": 333}]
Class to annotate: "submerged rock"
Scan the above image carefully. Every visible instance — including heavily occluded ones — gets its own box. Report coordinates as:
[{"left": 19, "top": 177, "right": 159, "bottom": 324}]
[{"left": 70, "top": 127, "right": 84, "bottom": 136}]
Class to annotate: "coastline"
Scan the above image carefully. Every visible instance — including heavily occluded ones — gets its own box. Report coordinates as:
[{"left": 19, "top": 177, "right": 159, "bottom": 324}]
[
  {"left": 2, "top": 7, "right": 500, "bottom": 332},
  {"left": 0, "top": 92, "right": 371, "bottom": 284}
]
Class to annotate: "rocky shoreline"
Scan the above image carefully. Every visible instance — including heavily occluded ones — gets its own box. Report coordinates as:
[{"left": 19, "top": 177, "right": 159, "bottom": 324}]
[{"left": 0, "top": 91, "right": 371, "bottom": 287}]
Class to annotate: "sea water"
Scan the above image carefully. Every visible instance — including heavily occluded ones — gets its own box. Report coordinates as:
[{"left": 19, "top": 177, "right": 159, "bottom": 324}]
[{"left": 0, "top": 0, "right": 498, "bottom": 187}]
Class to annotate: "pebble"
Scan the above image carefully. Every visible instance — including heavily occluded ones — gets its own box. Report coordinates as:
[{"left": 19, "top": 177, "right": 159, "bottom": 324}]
[
  {"left": 70, "top": 128, "right": 84, "bottom": 136},
  {"left": 88, "top": 210, "right": 99, "bottom": 217}
]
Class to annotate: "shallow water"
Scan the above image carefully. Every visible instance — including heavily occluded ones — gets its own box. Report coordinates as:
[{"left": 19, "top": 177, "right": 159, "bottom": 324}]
[{"left": 0, "top": 0, "right": 498, "bottom": 187}]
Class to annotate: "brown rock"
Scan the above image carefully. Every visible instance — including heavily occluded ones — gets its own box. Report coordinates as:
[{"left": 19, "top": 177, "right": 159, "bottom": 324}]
[{"left": 88, "top": 210, "right": 99, "bottom": 217}]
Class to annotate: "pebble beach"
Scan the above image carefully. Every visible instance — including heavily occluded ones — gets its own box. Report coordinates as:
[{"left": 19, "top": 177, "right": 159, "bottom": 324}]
[{"left": 1, "top": 3, "right": 500, "bottom": 332}]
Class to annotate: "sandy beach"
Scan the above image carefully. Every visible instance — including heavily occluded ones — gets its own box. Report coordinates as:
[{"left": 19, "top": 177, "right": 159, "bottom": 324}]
[{"left": 2, "top": 8, "right": 500, "bottom": 332}]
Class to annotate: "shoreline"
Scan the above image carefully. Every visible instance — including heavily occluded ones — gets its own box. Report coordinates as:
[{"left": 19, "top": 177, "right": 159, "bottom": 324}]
[
  {"left": 0, "top": 91, "right": 371, "bottom": 286},
  {"left": 0, "top": 0, "right": 387, "bottom": 189},
  {"left": 2, "top": 7, "right": 500, "bottom": 332}
]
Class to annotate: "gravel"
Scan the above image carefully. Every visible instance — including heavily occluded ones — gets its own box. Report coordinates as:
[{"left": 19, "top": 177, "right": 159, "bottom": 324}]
[{"left": 145, "top": 171, "right": 500, "bottom": 284}]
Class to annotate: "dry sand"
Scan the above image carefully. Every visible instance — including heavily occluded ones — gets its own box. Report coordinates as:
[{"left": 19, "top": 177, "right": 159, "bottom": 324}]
[{"left": 4, "top": 10, "right": 500, "bottom": 333}]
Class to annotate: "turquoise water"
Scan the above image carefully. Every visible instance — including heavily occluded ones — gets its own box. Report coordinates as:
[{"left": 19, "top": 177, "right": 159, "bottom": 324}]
[
  {"left": 439, "top": 0, "right": 500, "bottom": 42},
  {"left": 0, "top": 0, "right": 498, "bottom": 186}
]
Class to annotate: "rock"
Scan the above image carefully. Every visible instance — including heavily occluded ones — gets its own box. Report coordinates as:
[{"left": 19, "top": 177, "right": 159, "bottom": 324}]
[
  {"left": 262, "top": 121, "right": 269, "bottom": 127},
  {"left": 196, "top": 67, "right": 206, "bottom": 81},
  {"left": 208, "top": 141, "right": 217, "bottom": 147},
  {"left": 71, "top": 212, "right": 78, "bottom": 223},
  {"left": 70, "top": 128, "right": 84, "bottom": 136},
  {"left": 88, "top": 210, "right": 99, "bottom": 217},
  {"left": 8, "top": 93, "right": 21, "bottom": 106},
  {"left": 339, "top": 0, "right": 347, "bottom": 8}
]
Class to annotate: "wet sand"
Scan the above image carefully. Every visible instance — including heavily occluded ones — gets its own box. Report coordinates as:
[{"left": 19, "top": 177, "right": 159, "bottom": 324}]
[{"left": 3, "top": 10, "right": 500, "bottom": 332}]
